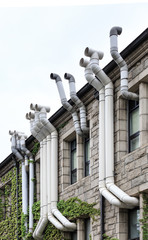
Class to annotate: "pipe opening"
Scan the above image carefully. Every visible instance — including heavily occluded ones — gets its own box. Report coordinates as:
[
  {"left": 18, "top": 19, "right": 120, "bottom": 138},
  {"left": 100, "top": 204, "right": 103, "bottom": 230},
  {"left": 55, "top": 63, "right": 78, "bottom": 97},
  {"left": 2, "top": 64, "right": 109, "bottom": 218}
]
[{"left": 79, "top": 58, "right": 89, "bottom": 67}]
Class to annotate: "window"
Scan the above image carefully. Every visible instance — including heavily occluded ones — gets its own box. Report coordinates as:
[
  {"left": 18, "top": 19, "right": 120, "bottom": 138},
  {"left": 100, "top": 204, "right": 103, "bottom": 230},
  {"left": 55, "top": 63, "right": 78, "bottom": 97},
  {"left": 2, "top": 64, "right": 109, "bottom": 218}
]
[
  {"left": 84, "top": 138, "right": 90, "bottom": 177},
  {"left": 85, "top": 218, "right": 90, "bottom": 240},
  {"left": 128, "top": 208, "right": 140, "bottom": 240},
  {"left": 129, "top": 100, "right": 139, "bottom": 152},
  {"left": 71, "top": 231, "right": 77, "bottom": 240},
  {"left": 71, "top": 139, "right": 77, "bottom": 184}
]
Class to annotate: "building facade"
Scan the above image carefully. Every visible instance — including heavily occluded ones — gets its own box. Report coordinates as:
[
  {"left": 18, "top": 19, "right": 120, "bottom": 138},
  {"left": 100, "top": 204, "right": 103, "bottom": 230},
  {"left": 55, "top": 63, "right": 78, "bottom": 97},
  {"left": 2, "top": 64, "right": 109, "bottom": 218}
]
[{"left": 0, "top": 27, "right": 148, "bottom": 240}]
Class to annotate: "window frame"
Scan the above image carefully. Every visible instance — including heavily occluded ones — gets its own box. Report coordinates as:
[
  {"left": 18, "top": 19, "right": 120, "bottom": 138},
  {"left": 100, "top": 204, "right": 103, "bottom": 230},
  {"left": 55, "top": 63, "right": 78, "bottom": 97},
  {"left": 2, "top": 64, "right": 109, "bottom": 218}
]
[
  {"left": 128, "top": 207, "right": 140, "bottom": 240},
  {"left": 128, "top": 100, "right": 139, "bottom": 152},
  {"left": 85, "top": 218, "right": 90, "bottom": 240},
  {"left": 84, "top": 137, "right": 90, "bottom": 177},
  {"left": 70, "top": 139, "right": 77, "bottom": 184}
]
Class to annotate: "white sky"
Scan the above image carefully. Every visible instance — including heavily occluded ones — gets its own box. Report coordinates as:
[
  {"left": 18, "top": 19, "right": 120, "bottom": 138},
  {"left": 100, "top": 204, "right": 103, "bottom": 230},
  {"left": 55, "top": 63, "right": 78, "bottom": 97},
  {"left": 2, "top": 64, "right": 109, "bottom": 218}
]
[{"left": 0, "top": 0, "right": 148, "bottom": 162}]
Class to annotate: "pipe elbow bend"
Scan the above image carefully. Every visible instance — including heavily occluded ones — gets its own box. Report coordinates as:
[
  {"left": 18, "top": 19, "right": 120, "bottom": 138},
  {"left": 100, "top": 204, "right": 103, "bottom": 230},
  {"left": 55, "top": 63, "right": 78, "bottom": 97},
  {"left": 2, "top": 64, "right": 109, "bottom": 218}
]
[
  {"left": 110, "top": 26, "right": 122, "bottom": 36},
  {"left": 64, "top": 73, "right": 75, "bottom": 82},
  {"left": 122, "top": 196, "right": 139, "bottom": 206},
  {"left": 50, "top": 73, "right": 61, "bottom": 82},
  {"left": 110, "top": 50, "right": 120, "bottom": 61},
  {"left": 91, "top": 63, "right": 101, "bottom": 75},
  {"left": 64, "top": 221, "right": 77, "bottom": 231},
  {"left": 121, "top": 90, "right": 139, "bottom": 101}
]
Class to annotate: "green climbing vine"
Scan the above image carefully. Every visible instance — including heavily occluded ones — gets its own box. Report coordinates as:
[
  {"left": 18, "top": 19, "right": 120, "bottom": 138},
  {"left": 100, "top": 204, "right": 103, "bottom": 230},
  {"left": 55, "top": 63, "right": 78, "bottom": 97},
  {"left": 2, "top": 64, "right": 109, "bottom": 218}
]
[
  {"left": 29, "top": 197, "right": 100, "bottom": 240},
  {"left": 140, "top": 193, "right": 148, "bottom": 240},
  {"left": 0, "top": 165, "right": 22, "bottom": 239},
  {"left": 31, "top": 142, "right": 40, "bottom": 157},
  {"left": 103, "top": 234, "right": 119, "bottom": 240}
]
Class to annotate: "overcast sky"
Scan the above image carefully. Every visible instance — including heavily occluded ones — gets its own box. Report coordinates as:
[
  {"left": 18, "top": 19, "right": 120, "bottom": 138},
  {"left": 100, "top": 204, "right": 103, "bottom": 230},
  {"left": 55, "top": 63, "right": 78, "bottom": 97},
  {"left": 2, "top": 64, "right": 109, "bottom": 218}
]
[{"left": 0, "top": 0, "right": 148, "bottom": 162}]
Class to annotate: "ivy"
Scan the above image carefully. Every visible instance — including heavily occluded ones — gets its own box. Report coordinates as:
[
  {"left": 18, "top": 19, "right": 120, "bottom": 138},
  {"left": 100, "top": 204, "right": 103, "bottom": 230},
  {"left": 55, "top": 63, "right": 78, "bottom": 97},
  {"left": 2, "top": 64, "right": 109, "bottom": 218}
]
[
  {"left": 0, "top": 166, "right": 22, "bottom": 239},
  {"left": 140, "top": 193, "right": 148, "bottom": 240},
  {"left": 103, "top": 234, "right": 119, "bottom": 240},
  {"left": 21, "top": 212, "right": 28, "bottom": 237},
  {"left": 31, "top": 142, "right": 40, "bottom": 157},
  {"left": 30, "top": 197, "right": 100, "bottom": 239},
  {"left": 57, "top": 197, "right": 100, "bottom": 222}
]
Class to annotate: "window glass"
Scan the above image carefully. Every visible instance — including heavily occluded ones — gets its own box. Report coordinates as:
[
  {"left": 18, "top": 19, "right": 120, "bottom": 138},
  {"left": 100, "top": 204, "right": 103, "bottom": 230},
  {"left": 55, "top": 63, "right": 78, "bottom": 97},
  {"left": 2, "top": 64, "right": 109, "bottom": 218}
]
[
  {"left": 130, "top": 136, "right": 139, "bottom": 152},
  {"left": 129, "top": 100, "right": 139, "bottom": 152},
  {"left": 85, "top": 138, "right": 90, "bottom": 177},
  {"left": 129, "top": 208, "right": 140, "bottom": 239},
  {"left": 71, "top": 139, "right": 77, "bottom": 184},
  {"left": 71, "top": 150, "right": 77, "bottom": 170},
  {"left": 130, "top": 108, "right": 139, "bottom": 135},
  {"left": 85, "top": 218, "right": 90, "bottom": 240}
]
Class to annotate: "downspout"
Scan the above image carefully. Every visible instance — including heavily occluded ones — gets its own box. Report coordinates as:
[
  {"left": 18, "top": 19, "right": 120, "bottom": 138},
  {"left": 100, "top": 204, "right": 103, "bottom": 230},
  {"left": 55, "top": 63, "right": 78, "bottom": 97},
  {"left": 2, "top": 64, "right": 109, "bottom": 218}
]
[
  {"left": 50, "top": 73, "right": 83, "bottom": 136},
  {"left": 64, "top": 73, "right": 89, "bottom": 135},
  {"left": 86, "top": 47, "right": 139, "bottom": 207},
  {"left": 98, "top": 88, "right": 125, "bottom": 207},
  {"left": 38, "top": 106, "right": 76, "bottom": 231},
  {"left": 9, "top": 131, "right": 28, "bottom": 234},
  {"left": 19, "top": 134, "right": 34, "bottom": 233},
  {"left": 46, "top": 134, "right": 68, "bottom": 231},
  {"left": 110, "top": 26, "right": 139, "bottom": 100},
  {"left": 27, "top": 108, "right": 48, "bottom": 239},
  {"left": 13, "top": 157, "right": 19, "bottom": 240},
  {"left": 35, "top": 138, "right": 48, "bottom": 239},
  {"left": 79, "top": 63, "right": 126, "bottom": 207}
]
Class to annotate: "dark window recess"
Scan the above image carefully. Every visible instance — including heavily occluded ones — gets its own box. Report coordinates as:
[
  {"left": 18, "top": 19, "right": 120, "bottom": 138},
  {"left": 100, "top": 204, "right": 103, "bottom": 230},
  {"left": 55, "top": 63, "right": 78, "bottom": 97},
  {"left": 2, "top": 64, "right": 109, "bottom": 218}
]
[
  {"left": 84, "top": 138, "right": 90, "bottom": 177},
  {"left": 71, "top": 231, "right": 77, "bottom": 240},
  {"left": 129, "top": 100, "right": 139, "bottom": 152},
  {"left": 71, "top": 139, "right": 77, "bottom": 184},
  {"left": 85, "top": 218, "right": 90, "bottom": 240},
  {"left": 128, "top": 208, "right": 140, "bottom": 240}
]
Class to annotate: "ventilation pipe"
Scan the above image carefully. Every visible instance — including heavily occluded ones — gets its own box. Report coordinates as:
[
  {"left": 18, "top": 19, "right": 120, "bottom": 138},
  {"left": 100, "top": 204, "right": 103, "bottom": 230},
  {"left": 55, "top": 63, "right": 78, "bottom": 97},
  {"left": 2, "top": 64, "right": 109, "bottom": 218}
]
[
  {"left": 110, "top": 26, "right": 139, "bottom": 100},
  {"left": 27, "top": 104, "right": 76, "bottom": 239},
  {"left": 79, "top": 58, "right": 104, "bottom": 92},
  {"left": 38, "top": 105, "right": 76, "bottom": 231},
  {"left": 64, "top": 73, "right": 89, "bottom": 134},
  {"left": 18, "top": 133, "right": 34, "bottom": 233},
  {"left": 50, "top": 73, "right": 83, "bottom": 136},
  {"left": 26, "top": 107, "right": 48, "bottom": 240},
  {"left": 80, "top": 47, "right": 139, "bottom": 207},
  {"left": 9, "top": 131, "right": 23, "bottom": 161},
  {"left": 9, "top": 131, "right": 29, "bottom": 234}
]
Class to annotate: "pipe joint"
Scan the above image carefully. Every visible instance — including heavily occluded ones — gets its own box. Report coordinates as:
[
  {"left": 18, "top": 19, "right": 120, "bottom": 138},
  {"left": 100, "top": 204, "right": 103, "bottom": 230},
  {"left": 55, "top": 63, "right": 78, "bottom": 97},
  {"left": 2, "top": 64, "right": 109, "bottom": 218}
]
[
  {"left": 79, "top": 58, "right": 89, "bottom": 68},
  {"left": 84, "top": 47, "right": 104, "bottom": 59},
  {"left": 50, "top": 73, "right": 61, "bottom": 82},
  {"left": 110, "top": 26, "right": 122, "bottom": 36},
  {"left": 35, "top": 104, "right": 50, "bottom": 113},
  {"left": 64, "top": 73, "right": 75, "bottom": 82}
]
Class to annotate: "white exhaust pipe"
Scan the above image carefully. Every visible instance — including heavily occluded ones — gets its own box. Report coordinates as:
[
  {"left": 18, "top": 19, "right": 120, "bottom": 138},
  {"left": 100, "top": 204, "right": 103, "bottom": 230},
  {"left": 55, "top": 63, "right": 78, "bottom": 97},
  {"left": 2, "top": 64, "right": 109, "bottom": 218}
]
[
  {"left": 110, "top": 26, "right": 139, "bottom": 100},
  {"left": 28, "top": 104, "right": 76, "bottom": 239},
  {"left": 64, "top": 73, "right": 89, "bottom": 135},
  {"left": 50, "top": 73, "right": 83, "bottom": 136},
  {"left": 81, "top": 46, "right": 139, "bottom": 207},
  {"left": 79, "top": 58, "right": 103, "bottom": 92},
  {"left": 105, "top": 82, "right": 138, "bottom": 206},
  {"left": 9, "top": 131, "right": 30, "bottom": 234},
  {"left": 39, "top": 106, "right": 76, "bottom": 231},
  {"left": 98, "top": 88, "right": 126, "bottom": 207}
]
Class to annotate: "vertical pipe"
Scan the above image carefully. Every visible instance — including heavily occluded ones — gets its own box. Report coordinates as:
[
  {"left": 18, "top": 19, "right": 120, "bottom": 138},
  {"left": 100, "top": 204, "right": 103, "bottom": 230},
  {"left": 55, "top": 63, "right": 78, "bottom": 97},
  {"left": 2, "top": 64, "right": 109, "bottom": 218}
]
[
  {"left": 29, "top": 158, "right": 34, "bottom": 232},
  {"left": 22, "top": 159, "right": 28, "bottom": 232},
  {"left": 14, "top": 158, "right": 19, "bottom": 240}
]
